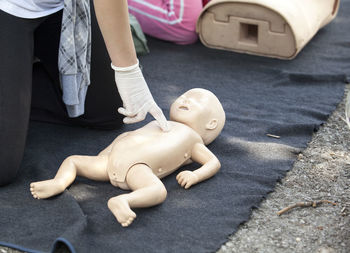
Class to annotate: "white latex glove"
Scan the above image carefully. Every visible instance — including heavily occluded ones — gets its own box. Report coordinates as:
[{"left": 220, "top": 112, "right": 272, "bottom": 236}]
[{"left": 111, "top": 59, "right": 170, "bottom": 131}]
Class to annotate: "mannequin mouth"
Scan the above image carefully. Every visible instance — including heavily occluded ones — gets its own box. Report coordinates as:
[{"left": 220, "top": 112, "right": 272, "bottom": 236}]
[{"left": 179, "top": 105, "right": 189, "bottom": 111}]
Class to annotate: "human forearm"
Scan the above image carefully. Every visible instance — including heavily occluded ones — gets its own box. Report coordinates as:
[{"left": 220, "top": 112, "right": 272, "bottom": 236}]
[
  {"left": 93, "top": 0, "right": 137, "bottom": 67},
  {"left": 93, "top": 0, "right": 169, "bottom": 131}
]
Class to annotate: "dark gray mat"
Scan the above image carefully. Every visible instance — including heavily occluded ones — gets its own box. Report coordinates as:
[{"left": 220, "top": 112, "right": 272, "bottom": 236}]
[{"left": 1, "top": 1, "right": 349, "bottom": 252}]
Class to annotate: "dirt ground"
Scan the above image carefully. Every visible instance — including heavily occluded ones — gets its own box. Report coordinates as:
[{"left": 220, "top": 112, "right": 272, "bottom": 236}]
[
  {"left": 1, "top": 86, "right": 349, "bottom": 253},
  {"left": 218, "top": 85, "right": 350, "bottom": 253}
]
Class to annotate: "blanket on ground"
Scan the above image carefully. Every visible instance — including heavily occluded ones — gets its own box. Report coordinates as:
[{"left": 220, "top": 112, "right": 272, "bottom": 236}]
[{"left": 0, "top": 0, "right": 349, "bottom": 252}]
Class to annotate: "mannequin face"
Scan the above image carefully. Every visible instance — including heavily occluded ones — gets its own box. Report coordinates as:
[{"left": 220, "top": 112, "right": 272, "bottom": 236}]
[
  {"left": 169, "top": 88, "right": 226, "bottom": 145},
  {"left": 169, "top": 89, "right": 211, "bottom": 130}
]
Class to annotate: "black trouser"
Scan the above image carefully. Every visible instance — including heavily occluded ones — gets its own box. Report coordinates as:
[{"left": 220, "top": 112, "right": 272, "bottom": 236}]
[{"left": 0, "top": 6, "right": 123, "bottom": 186}]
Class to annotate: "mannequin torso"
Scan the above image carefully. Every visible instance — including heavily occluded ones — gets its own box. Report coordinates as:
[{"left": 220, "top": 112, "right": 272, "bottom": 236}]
[{"left": 106, "top": 121, "right": 203, "bottom": 188}]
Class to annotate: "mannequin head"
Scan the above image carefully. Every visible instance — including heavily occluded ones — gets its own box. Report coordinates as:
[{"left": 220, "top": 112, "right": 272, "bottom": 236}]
[{"left": 170, "top": 88, "right": 225, "bottom": 145}]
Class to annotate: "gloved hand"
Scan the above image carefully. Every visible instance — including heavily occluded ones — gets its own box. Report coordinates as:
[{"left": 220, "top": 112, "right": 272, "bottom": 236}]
[{"left": 111, "top": 59, "right": 170, "bottom": 131}]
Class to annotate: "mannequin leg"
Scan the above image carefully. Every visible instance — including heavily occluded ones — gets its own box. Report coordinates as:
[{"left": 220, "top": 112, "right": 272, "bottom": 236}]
[
  {"left": 0, "top": 10, "right": 42, "bottom": 186},
  {"left": 30, "top": 155, "right": 109, "bottom": 199},
  {"left": 108, "top": 163, "right": 167, "bottom": 226}
]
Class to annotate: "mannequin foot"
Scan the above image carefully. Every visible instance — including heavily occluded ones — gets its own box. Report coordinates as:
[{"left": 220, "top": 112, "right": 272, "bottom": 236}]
[
  {"left": 108, "top": 196, "right": 136, "bottom": 227},
  {"left": 30, "top": 179, "right": 65, "bottom": 199}
]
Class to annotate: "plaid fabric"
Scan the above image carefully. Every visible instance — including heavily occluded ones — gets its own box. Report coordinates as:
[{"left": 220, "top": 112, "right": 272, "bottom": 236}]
[{"left": 58, "top": 0, "right": 91, "bottom": 117}]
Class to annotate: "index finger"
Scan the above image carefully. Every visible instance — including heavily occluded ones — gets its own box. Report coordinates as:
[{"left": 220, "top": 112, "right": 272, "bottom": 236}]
[{"left": 149, "top": 104, "right": 170, "bottom": 132}]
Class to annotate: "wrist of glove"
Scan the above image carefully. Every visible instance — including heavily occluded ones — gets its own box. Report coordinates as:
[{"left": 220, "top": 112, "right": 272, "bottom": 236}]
[{"left": 112, "top": 60, "right": 170, "bottom": 131}]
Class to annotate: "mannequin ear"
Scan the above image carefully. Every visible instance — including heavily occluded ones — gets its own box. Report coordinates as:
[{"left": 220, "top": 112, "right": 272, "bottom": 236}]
[{"left": 206, "top": 119, "right": 218, "bottom": 130}]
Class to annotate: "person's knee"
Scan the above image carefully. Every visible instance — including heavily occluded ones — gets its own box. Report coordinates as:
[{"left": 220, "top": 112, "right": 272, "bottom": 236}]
[
  {"left": 0, "top": 166, "right": 19, "bottom": 186},
  {"left": 0, "top": 136, "right": 27, "bottom": 186},
  {"left": 0, "top": 144, "right": 24, "bottom": 186}
]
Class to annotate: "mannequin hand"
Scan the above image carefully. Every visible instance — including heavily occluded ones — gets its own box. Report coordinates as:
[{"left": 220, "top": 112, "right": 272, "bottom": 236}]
[
  {"left": 112, "top": 60, "right": 170, "bottom": 131},
  {"left": 176, "top": 171, "right": 199, "bottom": 189}
]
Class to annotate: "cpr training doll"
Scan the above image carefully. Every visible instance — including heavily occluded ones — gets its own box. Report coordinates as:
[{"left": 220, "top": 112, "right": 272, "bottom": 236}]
[{"left": 30, "top": 88, "right": 226, "bottom": 227}]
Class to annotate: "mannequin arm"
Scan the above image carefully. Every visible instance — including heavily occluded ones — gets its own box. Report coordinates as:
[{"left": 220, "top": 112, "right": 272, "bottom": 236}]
[
  {"left": 191, "top": 143, "right": 221, "bottom": 182},
  {"left": 176, "top": 143, "right": 221, "bottom": 189}
]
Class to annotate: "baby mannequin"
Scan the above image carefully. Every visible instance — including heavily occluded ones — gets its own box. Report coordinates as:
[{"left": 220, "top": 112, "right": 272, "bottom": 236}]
[{"left": 30, "top": 88, "right": 226, "bottom": 227}]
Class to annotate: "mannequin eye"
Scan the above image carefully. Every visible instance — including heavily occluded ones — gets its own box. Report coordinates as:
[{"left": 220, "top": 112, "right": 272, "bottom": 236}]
[{"left": 177, "top": 97, "right": 186, "bottom": 104}]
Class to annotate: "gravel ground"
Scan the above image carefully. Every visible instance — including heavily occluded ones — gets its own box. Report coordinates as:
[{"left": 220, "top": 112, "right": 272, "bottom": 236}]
[
  {"left": 1, "top": 86, "right": 349, "bottom": 253},
  {"left": 218, "top": 85, "right": 350, "bottom": 253}
]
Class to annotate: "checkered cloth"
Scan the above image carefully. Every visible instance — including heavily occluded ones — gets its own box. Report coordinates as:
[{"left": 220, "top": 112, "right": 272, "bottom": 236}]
[{"left": 58, "top": 0, "right": 91, "bottom": 117}]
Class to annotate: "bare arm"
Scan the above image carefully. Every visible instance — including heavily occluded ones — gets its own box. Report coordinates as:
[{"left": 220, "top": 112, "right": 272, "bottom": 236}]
[
  {"left": 176, "top": 143, "right": 221, "bottom": 189},
  {"left": 93, "top": 0, "right": 137, "bottom": 67},
  {"left": 92, "top": 0, "right": 170, "bottom": 131}
]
